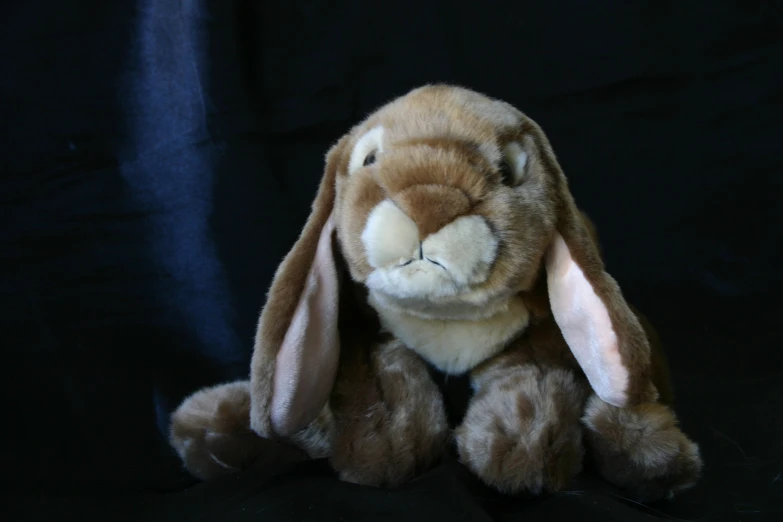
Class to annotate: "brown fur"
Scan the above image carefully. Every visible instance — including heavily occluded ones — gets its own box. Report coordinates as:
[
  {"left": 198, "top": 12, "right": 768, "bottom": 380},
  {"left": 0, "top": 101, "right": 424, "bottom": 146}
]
[
  {"left": 460, "top": 284, "right": 694, "bottom": 497},
  {"left": 326, "top": 269, "right": 450, "bottom": 486},
  {"left": 456, "top": 363, "right": 588, "bottom": 494},
  {"left": 248, "top": 133, "right": 349, "bottom": 439},
  {"left": 330, "top": 336, "right": 450, "bottom": 486},
  {"left": 169, "top": 381, "right": 311, "bottom": 480},
  {"left": 396, "top": 184, "right": 472, "bottom": 238},
  {"left": 512, "top": 121, "right": 656, "bottom": 405},
  {"left": 169, "top": 84, "right": 702, "bottom": 501},
  {"left": 583, "top": 395, "right": 702, "bottom": 502}
]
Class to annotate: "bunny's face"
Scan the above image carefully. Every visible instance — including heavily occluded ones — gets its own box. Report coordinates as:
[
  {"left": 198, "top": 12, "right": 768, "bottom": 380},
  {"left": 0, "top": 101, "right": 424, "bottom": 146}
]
[{"left": 332, "top": 86, "right": 559, "bottom": 321}]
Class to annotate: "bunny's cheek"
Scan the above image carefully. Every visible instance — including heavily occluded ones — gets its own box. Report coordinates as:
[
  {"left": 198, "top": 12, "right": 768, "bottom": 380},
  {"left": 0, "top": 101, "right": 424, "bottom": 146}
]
[
  {"left": 360, "top": 199, "right": 420, "bottom": 269},
  {"left": 420, "top": 215, "right": 498, "bottom": 287}
]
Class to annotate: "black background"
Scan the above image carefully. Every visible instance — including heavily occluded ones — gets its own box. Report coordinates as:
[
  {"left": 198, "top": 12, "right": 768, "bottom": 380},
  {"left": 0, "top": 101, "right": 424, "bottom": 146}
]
[{"left": 1, "top": 1, "right": 781, "bottom": 521}]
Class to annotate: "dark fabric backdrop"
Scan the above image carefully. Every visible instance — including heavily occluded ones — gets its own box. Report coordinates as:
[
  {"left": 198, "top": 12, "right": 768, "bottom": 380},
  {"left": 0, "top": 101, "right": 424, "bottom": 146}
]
[{"left": 1, "top": 1, "right": 781, "bottom": 521}]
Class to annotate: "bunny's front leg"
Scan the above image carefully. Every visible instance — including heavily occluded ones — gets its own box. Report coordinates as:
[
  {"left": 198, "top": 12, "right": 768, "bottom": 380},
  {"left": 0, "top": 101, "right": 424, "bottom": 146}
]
[
  {"left": 454, "top": 356, "right": 590, "bottom": 495},
  {"left": 329, "top": 338, "right": 450, "bottom": 487},
  {"left": 582, "top": 394, "right": 703, "bottom": 502}
]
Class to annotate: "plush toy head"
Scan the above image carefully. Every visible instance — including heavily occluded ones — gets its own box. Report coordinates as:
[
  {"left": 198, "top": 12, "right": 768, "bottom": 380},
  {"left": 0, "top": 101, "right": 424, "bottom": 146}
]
[{"left": 250, "top": 85, "right": 655, "bottom": 439}]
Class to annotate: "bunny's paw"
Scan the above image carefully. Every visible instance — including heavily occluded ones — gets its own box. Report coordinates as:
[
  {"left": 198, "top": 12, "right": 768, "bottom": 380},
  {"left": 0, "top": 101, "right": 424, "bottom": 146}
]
[
  {"left": 583, "top": 395, "right": 703, "bottom": 502},
  {"left": 456, "top": 366, "right": 587, "bottom": 495},
  {"left": 170, "top": 381, "right": 308, "bottom": 480}
]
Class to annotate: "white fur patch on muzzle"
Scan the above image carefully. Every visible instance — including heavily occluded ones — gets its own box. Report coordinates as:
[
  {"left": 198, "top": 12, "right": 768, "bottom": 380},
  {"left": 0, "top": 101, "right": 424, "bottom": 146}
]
[{"left": 361, "top": 199, "right": 499, "bottom": 302}]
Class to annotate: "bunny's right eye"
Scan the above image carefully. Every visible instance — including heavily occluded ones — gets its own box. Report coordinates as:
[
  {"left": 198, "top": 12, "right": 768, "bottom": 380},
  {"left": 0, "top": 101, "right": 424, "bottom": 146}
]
[{"left": 363, "top": 151, "right": 377, "bottom": 167}]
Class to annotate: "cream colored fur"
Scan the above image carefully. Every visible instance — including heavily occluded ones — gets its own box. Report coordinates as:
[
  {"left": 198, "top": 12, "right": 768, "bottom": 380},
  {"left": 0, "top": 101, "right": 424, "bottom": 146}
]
[
  {"left": 363, "top": 209, "right": 499, "bottom": 301},
  {"left": 361, "top": 200, "right": 419, "bottom": 269},
  {"left": 348, "top": 125, "right": 385, "bottom": 175},
  {"left": 369, "top": 292, "right": 530, "bottom": 375},
  {"left": 502, "top": 142, "right": 529, "bottom": 184}
]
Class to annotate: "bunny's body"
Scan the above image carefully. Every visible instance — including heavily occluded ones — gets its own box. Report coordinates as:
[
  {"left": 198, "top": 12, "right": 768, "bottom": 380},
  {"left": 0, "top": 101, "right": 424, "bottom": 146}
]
[{"left": 170, "top": 85, "right": 702, "bottom": 501}]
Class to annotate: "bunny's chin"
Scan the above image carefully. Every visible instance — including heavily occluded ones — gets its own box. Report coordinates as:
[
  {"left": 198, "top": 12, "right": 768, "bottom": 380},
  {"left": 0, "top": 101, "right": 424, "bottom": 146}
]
[
  {"left": 364, "top": 280, "right": 530, "bottom": 374},
  {"left": 366, "top": 285, "right": 518, "bottom": 321}
]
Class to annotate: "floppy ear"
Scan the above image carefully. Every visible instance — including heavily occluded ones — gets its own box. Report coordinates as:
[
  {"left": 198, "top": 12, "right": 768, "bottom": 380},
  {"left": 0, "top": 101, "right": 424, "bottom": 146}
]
[
  {"left": 521, "top": 121, "right": 656, "bottom": 408},
  {"left": 249, "top": 137, "right": 348, "bottom": 439}
]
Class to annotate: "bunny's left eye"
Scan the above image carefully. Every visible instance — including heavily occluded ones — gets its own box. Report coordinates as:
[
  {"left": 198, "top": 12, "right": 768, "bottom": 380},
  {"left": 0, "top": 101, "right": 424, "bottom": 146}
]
[
  {"left": 363, "top": 151, "right": 377, "bottom": 167},
  {"left": 498, "top": 142, "right": 528, "bottom": 186},
  {"left": 498, "top": 160, "right": 514, "bottom": 185}
]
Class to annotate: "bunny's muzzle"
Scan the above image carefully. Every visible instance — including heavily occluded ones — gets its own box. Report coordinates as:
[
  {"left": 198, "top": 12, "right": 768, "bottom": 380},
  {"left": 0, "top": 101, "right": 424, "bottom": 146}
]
[{"left": 360, "top": 189, "right": 499, "bottom": 303}]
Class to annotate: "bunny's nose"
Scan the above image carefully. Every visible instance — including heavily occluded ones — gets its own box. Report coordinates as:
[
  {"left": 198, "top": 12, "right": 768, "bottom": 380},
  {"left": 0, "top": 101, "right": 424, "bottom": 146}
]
[{"left": 394, "top": 184, "right": 472, "bottom": 238}]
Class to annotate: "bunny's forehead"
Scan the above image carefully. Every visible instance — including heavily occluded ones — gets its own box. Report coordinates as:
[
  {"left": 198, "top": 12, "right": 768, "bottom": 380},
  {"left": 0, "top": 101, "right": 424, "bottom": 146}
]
[{"left": 346, "top": 85, "right": 525, "bottom": 174}]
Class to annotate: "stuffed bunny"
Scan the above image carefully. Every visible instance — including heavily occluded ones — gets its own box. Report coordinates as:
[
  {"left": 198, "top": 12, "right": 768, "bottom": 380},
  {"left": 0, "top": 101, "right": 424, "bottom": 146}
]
[{"left": 169, "top": 85, "right": 702, "bottom": 501}]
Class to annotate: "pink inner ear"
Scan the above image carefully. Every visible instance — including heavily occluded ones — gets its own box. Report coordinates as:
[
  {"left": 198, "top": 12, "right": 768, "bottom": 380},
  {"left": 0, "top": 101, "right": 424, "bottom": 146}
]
[
  {"left": 271, "top": 215, "right": 340, "bottom": 437},
  {"left": 546, "top": 232, "right": 629, "bottom": 407}
]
